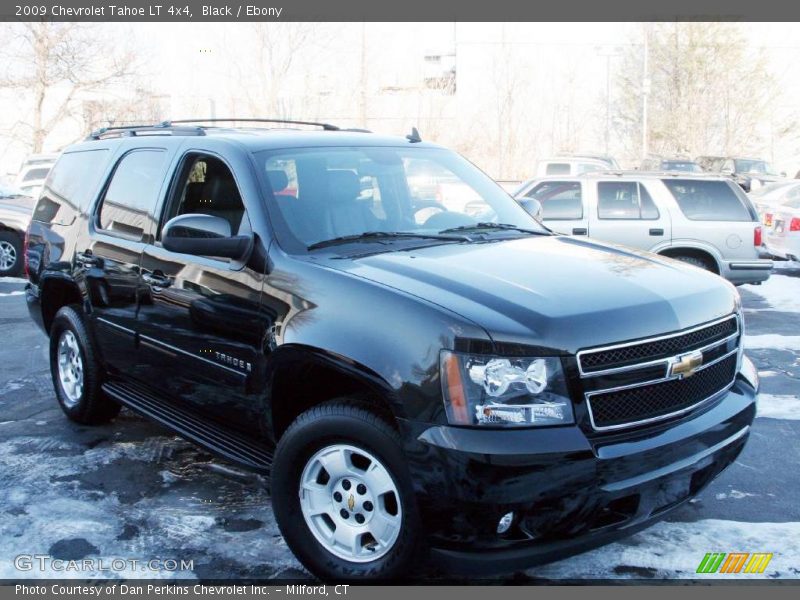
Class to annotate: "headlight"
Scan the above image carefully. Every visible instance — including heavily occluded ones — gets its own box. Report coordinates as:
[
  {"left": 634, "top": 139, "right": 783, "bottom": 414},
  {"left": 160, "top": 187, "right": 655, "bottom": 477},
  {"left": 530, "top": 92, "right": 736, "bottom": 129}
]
[{"left": 440, "top": 351, "right": 574, "bottom": 427}]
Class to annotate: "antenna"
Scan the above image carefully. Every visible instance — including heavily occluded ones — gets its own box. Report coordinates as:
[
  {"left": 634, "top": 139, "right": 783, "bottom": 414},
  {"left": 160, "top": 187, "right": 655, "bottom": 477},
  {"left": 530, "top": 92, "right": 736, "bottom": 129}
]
[{"left": 406, "top": 127, "right": 422, "bottom": 143}]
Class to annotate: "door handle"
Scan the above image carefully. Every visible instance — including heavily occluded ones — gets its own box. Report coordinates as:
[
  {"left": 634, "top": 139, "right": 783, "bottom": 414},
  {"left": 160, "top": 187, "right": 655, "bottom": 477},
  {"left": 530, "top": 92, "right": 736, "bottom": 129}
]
[
  {"left": 649, "top": 228, "right": 665, "bottom": 236},
  {"left": 76, "top": 251, "right": 100, "bottom": 267},
  {"left": 572, "top": 228, "right": 588, "bottom": 235},
  {"left": 142, "top": 271, "right": 173, "bottom": 288}
]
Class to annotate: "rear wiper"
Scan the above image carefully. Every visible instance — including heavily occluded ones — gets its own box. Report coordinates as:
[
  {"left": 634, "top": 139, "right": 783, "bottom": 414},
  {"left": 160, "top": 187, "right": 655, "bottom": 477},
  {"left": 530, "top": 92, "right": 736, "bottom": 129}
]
[
  {"left": 438, "top": 222, "right": 550, "bottom": 235},
  {"left": 307, "top": 231, "right": 470, "bottom": 250}
]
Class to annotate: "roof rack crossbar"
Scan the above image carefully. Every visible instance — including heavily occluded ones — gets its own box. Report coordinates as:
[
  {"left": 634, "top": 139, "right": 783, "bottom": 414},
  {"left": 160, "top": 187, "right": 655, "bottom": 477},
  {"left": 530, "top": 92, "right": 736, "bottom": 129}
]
[{"left": 161, "top": 118, "right": 341, "bottom": 131}]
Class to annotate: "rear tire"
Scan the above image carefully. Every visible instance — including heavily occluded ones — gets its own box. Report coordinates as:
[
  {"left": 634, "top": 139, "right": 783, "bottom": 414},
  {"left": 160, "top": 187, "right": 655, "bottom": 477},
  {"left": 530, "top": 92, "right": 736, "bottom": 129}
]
[
  {"left": 49, "top": 305, "right": 121, "bottom": 425},
  {"left": 0, "top": 230, "right": 23, "bottom": 277},
  {"left": 271, "top": 399, "right": 423, "bottom": 581}
]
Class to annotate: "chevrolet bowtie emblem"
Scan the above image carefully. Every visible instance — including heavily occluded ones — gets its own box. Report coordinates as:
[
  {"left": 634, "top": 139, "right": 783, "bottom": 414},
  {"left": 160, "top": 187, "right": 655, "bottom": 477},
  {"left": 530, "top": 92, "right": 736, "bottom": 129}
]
[
  {"left": 348, "top": 494, "right": 355, "bottom": 511},
  {"left": 669, "top": 350, "right": 704, "bottom": 379}
]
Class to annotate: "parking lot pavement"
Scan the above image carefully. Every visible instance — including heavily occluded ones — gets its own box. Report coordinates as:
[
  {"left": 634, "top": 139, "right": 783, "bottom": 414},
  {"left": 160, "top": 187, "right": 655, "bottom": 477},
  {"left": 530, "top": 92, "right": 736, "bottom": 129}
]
[{"left": 1, "top": 270, "right": 799, "bottom": 581}]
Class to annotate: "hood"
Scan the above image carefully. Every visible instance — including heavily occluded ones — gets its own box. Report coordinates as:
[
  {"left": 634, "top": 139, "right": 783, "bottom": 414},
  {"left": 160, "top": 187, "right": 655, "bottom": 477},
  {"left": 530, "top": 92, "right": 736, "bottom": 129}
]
[{"left": 325, "top": 236, "right": 738, "bottom": 353}]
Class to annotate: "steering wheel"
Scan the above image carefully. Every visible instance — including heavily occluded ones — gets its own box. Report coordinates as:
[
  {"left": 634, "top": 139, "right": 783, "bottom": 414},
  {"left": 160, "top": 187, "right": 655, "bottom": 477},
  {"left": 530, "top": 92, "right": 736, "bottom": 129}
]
[{"left": 421, "top": 211, "right": 477, "bottom": 230}]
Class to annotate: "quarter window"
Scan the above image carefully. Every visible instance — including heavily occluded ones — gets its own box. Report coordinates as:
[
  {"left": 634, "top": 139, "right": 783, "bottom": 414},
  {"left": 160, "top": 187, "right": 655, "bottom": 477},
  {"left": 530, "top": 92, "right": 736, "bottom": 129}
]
[
  {"left": 597, "top": 181, "right": 659, "bottom": 220},
  {"left": 98, "top": 150, "right": 168, "bottom": 238},
  {"left": 663, "top": 179, "right": 753, "bottom": 222}
]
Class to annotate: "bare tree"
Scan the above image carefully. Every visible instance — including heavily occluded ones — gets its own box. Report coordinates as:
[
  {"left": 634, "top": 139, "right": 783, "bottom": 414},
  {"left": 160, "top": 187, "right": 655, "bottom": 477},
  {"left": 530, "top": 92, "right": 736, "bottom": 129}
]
[
  {"left": 614, "top": 23, "right": 780, "bottom": 162},
  {"left": 0, "top": 23, "right": 139, "bottom": 153},
  {"left": 231, "top": 23, "right": 330, "bottom": 119}
]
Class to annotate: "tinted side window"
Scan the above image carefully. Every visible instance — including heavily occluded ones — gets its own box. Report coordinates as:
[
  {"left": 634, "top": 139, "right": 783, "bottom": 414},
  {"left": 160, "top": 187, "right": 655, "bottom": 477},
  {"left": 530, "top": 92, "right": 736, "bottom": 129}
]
[
  {"left": 98, "top": 150, "right": 168, "bottom": 238},
  {"left": 33, "top": 150, "right": 111, "bottom": 224},
  {"left": 527, "top": 181, "right": 583, "bottom": 219},
  {"left": 663, "top": 179, "right": 753, "bottom": 222},
  {"left": 598, "top": 182, "right": 660, "bottom": 220},
  {"left": 545, "top": 163, "right": 571, "bottom": 176},
  {"left": 161, "top": 155, "right": 248, "bottom": 239}
]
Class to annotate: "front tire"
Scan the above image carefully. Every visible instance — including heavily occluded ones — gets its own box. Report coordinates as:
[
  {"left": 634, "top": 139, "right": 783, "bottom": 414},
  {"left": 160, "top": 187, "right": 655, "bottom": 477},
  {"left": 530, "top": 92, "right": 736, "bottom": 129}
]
[
  {"left": 271, "top": 400, "right": 423, "bottom": 581},
  {"left": 49, "top": 305, "right": 121, "bottom": 425}
]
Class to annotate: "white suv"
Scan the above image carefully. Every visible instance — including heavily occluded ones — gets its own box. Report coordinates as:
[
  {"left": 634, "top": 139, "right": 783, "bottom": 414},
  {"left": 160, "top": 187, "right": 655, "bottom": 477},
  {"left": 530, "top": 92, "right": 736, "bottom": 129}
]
[{"left": 515, "top": 172, "right": 773, "bottom": 285}]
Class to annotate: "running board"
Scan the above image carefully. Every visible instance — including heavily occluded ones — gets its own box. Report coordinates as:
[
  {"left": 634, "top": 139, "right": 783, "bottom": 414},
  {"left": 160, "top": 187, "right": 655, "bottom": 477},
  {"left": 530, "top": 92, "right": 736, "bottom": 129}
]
[{"left": 102, "top": 381, "right": 273, "bottom": 475}]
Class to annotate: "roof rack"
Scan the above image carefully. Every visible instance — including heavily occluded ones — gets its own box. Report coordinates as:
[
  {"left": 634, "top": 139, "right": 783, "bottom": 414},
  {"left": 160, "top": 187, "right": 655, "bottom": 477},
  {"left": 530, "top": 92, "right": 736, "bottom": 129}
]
[
  {"left": 86, "top": 123, "right": 206, "bottom": 140},
  {"left": 161, "top": 118, "right": 341, "bottom": 131}
]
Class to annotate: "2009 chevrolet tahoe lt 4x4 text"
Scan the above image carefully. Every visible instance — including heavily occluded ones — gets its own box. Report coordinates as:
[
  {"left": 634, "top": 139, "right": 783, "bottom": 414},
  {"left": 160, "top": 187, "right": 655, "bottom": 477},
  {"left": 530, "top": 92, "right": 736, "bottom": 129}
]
[{"left": 24, "top": 119, "right": 758, "bottom": 581}]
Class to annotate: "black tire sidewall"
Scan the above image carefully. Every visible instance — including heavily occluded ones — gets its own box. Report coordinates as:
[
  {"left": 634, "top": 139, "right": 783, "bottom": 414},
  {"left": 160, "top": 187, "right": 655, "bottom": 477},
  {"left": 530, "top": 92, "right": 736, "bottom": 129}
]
[
  {"left": 271, "top": 405, "right": 423, "bottom": 581},
  {"left": 0, "top": 230, "right": 23, "bottom": 277},
  {"left": 674, "top": 255, "right": 710, "bottom": 271},
  {"left": 49, "top": 305, "right": 118, "bottom": 424}
]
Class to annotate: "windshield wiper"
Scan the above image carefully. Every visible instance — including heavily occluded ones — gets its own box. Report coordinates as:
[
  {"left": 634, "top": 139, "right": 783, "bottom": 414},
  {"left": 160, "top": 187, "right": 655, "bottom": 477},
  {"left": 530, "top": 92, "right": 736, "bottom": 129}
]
[
  {"left": 438, "top": 222, "right": 550, "bottom": 236},
  {"left": 307, "top": 231, "right": 470, "bottom": 251}
]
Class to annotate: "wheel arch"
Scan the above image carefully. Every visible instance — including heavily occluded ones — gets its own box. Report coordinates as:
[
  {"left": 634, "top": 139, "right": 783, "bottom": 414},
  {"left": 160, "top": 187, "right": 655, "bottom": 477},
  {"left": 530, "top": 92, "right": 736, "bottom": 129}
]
[
  {"left": 657, "top": 243, "right": 722, "bottom": 274},
  {"left": 265, "top": 344, "right": 403, "bottom": 442},
  {"left": 39, "top": 274, "right": 85, "bottom": 333}
]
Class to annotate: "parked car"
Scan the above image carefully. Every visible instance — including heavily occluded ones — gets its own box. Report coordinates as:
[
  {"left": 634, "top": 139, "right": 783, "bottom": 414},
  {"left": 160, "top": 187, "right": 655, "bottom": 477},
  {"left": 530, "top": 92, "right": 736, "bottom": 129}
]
[
  {"left": 14, "top": 153, "right": 58, "bottom": 198},
  {"left": 749, "top": 180, "right": 800, "bottom": 228},
  {"left": 515, "top": 172, "right": 773, "bottom": 285},
  {"left": 719, "top": 157, "right": 784, "bottom": 192},
  {"left": 0, "top": 181, "right": 33, "bottom": 277},
  {"left": 26, "top": 120, "right": 757, "bottom": 581},
  {"left": 763, "top": 195, "right": 800, "bottom": 261},
  {"left": 640, "top": 155, "right": 703, "bottom": 173},
  {"left": 535, "top": 156, "right": 608, "bottom": 177},
  {"left": 555, "top": 152, "right": 620, "bottom": 170}
]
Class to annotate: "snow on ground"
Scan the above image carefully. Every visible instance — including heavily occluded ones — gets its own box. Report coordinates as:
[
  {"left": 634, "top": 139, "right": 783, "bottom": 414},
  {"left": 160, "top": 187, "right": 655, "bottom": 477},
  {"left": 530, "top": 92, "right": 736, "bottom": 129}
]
[
  {"left": 745, "top": 334, "right": 800, "bottom": 351},
  {"left": 0, "top": 290, "right": 24, "bottom": 297},
  {"left": 527, "top": 520, "right": 800, "bottom": 580},
  {"left": 744, "top": 272, "right": 800, "bottom": 313},
  {"left": 757, "top": 394, "right": 800, "bottom": 420}
]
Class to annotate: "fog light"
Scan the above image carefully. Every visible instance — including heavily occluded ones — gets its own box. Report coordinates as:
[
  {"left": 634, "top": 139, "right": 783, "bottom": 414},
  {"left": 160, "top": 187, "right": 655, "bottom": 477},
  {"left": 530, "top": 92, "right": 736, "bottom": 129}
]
[{"left": 497, "top": 511, "right": 514, "bottom": 534}]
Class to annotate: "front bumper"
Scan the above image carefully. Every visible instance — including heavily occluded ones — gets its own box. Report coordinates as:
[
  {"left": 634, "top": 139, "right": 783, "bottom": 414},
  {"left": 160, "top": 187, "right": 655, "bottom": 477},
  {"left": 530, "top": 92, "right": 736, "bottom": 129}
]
[{"left": 402, "top": 372, "right": 757, "bottom": 575}]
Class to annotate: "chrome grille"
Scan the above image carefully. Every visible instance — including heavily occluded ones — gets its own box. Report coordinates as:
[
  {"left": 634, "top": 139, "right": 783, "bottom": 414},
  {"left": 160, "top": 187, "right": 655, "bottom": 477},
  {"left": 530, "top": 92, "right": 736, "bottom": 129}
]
[
  {"left": 578, "top": 316, "right": 738, "bottom": 375},
  {"left": 579, "top": 315, "right": 741, "bottom": 432}
]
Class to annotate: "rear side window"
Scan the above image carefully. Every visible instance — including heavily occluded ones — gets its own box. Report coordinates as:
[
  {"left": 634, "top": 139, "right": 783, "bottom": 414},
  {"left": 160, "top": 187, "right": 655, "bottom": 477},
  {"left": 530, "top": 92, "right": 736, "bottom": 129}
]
[
  {"left": 97, "top": 150, "right": 168, "bottom": 239},
  {"left": 597, "top": 181, "right": 659, "bottom": 220},
  {"left": 526, "top": 181, "right": 583, "bottom": 219},
  {"left": 34, "top": 149, "right": 111, "bottom": 224},
  {"left": 545, "top": 163, "right": 570, "bottom": 176},
  {"left": 663, "top": 179, "right": 753, "bottom": 221}
]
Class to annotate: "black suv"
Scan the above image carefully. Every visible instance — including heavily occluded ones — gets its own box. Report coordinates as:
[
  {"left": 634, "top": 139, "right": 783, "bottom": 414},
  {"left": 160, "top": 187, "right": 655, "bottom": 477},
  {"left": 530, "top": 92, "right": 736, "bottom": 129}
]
[{"left": 25, "top": 120, "right": 758, "bottom": 581}]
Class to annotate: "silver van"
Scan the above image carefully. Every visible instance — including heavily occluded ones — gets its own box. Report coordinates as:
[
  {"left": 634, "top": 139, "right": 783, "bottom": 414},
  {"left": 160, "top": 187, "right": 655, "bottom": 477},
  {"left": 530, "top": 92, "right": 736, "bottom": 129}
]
[{"left": 515, "top": 172, "right": 773, "bottom": 285}]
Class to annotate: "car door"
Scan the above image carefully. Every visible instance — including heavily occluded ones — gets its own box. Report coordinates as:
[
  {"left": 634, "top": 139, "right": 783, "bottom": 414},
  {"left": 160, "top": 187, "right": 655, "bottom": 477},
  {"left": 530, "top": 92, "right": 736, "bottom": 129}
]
[
  {"left": 519, "top": 180, "right": 588, "bottom": 236},
  {"left": 78, "top": 147, "right": 173, "bottom": 372},
  {"left": 136, "top": 150, "right": 269, "bottom": 431},
  {"left": 587, "top": 179, "right": 670, "bottom": 251}
]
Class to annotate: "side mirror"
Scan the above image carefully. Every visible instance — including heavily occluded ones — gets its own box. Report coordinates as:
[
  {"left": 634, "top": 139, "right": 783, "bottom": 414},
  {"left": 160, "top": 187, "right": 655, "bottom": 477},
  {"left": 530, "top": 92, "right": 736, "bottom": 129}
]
[
  {"left": 162, "top": 214, "right": 251, "bottom": 260},
  {"left": 519, "top": 198, "right": 543, "bottom": 220}
]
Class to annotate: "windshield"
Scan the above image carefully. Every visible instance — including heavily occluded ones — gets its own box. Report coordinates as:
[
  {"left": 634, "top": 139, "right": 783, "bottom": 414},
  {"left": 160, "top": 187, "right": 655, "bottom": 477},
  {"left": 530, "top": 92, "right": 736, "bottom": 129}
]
[
  {"left": 255, "top": 146, "right": 547, "bottom": 253},
  {"left": 734, "top": 159, "right": 778, "bottom": 176}
]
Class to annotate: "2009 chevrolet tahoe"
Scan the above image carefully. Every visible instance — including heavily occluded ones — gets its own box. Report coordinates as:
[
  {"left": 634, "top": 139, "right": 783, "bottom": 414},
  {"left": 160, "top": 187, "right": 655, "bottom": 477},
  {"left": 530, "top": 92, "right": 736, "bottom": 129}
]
[{"left": 25, "top": 119, "right": 758, "bottom": 580}]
